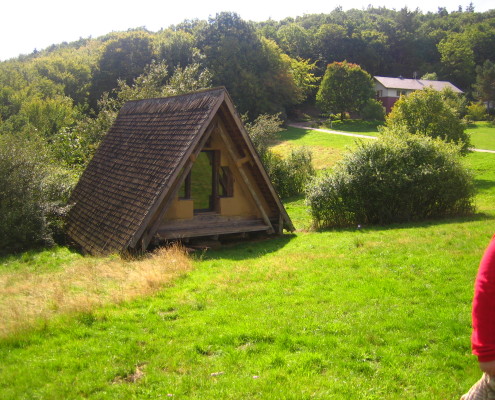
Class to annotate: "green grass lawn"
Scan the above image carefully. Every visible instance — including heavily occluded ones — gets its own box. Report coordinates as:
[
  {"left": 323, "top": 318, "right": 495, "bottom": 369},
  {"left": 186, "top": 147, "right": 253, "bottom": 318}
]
[
  {"left": 467, "top": 121, "right": 495, "bottom": 151},
  {"left": 292, "top": 119, "right": 495, "bottom": 152},
  {"left": 272, "top": 126, "right": 361, "bottom": 169},
  {"left": 1, "top": 128, "right": 495, "bottom": 399},
  {"left": 0, "top": 246, "right": 80, "bottom": 273},
  {"left": 321, "top": 119, "right": 382, "bottom": 136}
]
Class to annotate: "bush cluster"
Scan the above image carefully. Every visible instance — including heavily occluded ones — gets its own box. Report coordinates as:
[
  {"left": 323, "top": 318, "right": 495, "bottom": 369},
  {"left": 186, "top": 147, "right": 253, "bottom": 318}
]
[
  {"left": 264, "top": 148, "right": 315, "bottom": 198},
  {"left": 245, "top": 113, "right": 315, "bottom": 198},
  {"left": 386, "top": 88, "right": 471, "bottom": 153},
  {"left": 360, "top": 98, "right": 385, "bottom": 121},
  {"left": 466, "top": 102, "right": 489, "bottom": 121},
  {"left": 0, "top": 135, "right": 76, "bottom": 254},
  {"left": 306, "top": 132, "right": 475, "bottom": 228}
]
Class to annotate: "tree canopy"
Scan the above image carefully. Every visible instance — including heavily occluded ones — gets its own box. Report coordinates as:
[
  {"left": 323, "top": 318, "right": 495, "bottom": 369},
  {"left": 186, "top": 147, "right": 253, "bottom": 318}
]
[
  {"left": 473, "top": 60, "right": 495, "bottom": 110},
  {"left": 385, "top": 87, "right": 471, "bottom": 152},
  {"left": 316, "top": 61, "right": 374, "bottom": 120}
]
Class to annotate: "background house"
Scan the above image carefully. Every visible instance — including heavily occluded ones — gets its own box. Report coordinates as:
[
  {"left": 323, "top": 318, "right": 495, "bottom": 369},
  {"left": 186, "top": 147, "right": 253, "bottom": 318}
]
[{"left": 374, "top": 76, "right": 463, "bottom": 113}]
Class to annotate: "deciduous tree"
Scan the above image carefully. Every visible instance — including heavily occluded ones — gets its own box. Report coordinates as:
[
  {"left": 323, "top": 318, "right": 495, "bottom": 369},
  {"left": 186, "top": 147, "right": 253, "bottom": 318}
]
[
  {"left": 437, "top": 32, "right": 475, "bottom": 89},
  {"left": 316, "top": 61, "right": 374, "bottom": 121},
  {"left": 154, "top": 30, "right": 198, "bottom": 68},
  {"left": 473, "top": 60, "right": 495, "bottom": 111},
  {"left": 90, "top": 31, "right": 155, "bottom": 108},
  {"left": 276, "top": 23, "right": 312, "bottom": 59}
]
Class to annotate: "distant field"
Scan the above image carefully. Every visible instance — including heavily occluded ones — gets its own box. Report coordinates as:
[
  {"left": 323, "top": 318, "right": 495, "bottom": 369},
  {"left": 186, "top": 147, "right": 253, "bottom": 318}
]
[
  {"left": 467, "top": 121, "right": 495, "bottom": 151},
  {"left": 276, "top": 122, "right": 495, "bottom": 159},
  {"left": 1, "top": 125, "right": 495, "bottom": 399},
  {"left": 271, "top": 126, "right": 361, "bottom": 169},
  {"left": 321, "top": 121, "right": 495, "bottom": 150}
]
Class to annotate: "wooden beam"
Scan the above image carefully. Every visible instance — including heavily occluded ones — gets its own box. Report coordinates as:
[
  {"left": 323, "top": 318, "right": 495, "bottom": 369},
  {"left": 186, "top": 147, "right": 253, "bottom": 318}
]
[
  {"left": 235, "top": 156, "right": 250, "bottom": 167},
  {"left": 212, "top": 150, "right": 220, "bottom": 212},
  {"left": 221, "top": 98, "right": 295, "bottom": 232},
  {"left": 216, "top": 121, "right": 274, "bottom": 234}
]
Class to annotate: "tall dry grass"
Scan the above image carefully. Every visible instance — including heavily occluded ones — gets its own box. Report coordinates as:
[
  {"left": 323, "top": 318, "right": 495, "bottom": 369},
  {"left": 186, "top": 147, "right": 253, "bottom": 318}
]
[{"left": 0, "top": 246, "right": 192, "bottom": 337}]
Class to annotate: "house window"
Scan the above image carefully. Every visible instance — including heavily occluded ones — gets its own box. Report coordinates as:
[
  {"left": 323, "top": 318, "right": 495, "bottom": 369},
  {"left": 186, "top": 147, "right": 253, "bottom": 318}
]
[
  {"left": 179, "top": 150, "right": 233, "bottom": 211},
  {"left": 376, "top": 90, "right": 383, "bottom": 98},
  {"left": 190, "top": 151, "right": 214, "bottom": 211},
  {"left": 396, "top": 90, "right": 407, "bottom": 97}
]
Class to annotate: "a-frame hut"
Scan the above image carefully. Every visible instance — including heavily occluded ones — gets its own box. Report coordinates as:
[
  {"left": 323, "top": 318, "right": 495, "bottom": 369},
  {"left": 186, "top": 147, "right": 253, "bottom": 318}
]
[{"left": 66, "top": 87, "right": 294, "bottom": 255}]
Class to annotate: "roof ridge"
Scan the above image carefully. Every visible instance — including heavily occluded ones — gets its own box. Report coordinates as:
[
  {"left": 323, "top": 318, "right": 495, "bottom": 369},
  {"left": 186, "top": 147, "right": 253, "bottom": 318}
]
[{"left": 123, "top": 86, "right": 226, "bottom": 104}]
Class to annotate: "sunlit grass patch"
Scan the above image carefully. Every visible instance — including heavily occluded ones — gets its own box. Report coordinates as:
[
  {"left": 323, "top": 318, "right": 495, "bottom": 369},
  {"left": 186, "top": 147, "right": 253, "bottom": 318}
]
[
  {"left": 0, "top": 246, "right": 83, "bottom": 273},
  {"left": 467, "top": 121, "right": 495, "bottom": 151},
  {"left": 270, "top": 126, "right": 361, "bottom": 172},
  {"left": 321, "top": 119, "right": 382, "bottom": 135},
  {"left": 271, "top": 143, "right": 343, "bottom": 170},
  {"left": 281, "top": 126, "right": 362, "bottom": 147}
]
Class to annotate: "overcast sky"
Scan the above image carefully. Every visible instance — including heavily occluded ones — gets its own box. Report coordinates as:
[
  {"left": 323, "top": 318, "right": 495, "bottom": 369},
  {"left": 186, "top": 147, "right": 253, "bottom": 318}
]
[{"left": 1, "top": 0, "right": 493, "bottom": 61}]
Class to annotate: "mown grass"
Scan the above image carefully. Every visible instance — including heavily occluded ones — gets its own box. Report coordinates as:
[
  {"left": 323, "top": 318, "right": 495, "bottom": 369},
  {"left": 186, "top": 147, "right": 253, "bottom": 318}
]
[
  {"left": 279, "top": 122, "right": 495, "bottom": 157},
  {"left": 467, "top": 121, "right": 495, "bottom": 151},
  {"left": 321, "top": 119, "right": 382, "bottom": 135},
  {"left": 0, "top": 246, "right": 83, "bottom": 273},
  {"left": 1, "top": 127, "right": 494, "bottom": 399},
  {"left": 271, "top": 126, "right": 361, "bottom": 169},
  {"left": 318, "top": 120, "right": 495, "bottom": 150}
]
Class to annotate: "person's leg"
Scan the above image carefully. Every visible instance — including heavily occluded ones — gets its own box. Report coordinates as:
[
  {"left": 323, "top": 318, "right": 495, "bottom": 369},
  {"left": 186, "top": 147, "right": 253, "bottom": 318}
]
[{"left": 461, "top": 373, "right": 495, "bottom": 400}]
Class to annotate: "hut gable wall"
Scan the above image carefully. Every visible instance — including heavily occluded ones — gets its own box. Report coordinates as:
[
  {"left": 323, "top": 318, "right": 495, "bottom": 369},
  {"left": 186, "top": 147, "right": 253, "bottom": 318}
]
[
  {"left": 66, "top": 88, "right": 293, "bottom": 255},
  {"left": 162, "top": 120, "right": 262, "bottom": 223}
]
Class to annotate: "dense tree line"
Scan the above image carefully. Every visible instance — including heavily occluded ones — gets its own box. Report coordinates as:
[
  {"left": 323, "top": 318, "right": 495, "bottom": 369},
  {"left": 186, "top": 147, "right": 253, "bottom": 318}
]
[{"left": 1, "top": 8, "right": 494, "bottom": 144}]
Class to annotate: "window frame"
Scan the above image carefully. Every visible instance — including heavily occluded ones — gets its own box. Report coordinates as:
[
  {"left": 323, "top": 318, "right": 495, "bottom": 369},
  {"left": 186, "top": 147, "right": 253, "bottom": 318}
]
[{"left": 179, "top": 150, "right": 233, "bottom": 212}]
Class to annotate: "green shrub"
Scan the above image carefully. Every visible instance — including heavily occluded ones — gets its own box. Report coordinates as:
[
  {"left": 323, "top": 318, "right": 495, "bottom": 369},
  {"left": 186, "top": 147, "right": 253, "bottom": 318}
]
[
  {"left": 466, "top": 102, "right": 488, "bottom": 121},
  {"left": 360, "top": 98, "right": 385, "bottom": 121},
  {"left": 0, "top": 134, "right": 76, "bottom": 254},
  {"left": 305, "top": 132, "right": 475, "bottom": 228},
  {"left": 243, "top": 113, "right": 284, "bottom": 156},
  {"left": 244, "top": 113, "right": 315, "bottom": 198},
  {"left": 264, "top": 148, "right": 315, "bottom": 198},
  {"left": 386, "top": 87, "right": 471, "bottom": 153}
]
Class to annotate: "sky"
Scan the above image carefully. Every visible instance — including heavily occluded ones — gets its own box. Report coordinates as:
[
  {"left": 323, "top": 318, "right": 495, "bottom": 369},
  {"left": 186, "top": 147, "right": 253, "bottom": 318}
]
[{"left": 1, "top": 0, "right": 493, "bottom": 61}]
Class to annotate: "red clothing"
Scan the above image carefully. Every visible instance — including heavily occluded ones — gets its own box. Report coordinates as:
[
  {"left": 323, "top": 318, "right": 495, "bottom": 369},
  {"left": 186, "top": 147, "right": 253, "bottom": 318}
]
[{"left": 472, "top": 234, "right": 495, "bottom": 362}]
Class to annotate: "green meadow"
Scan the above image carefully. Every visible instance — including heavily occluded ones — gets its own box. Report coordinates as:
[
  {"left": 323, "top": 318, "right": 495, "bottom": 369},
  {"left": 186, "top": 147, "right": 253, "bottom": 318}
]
[
  {"left": 274, "top": 122, "right": 495, "bottom": 164},
  {"left": 272, "top": 127, "right": 360, "bottom": 169},
  {"left": 1, "top": 126, "right": 495, "bottom": 399},
  {"left": 467, "top": 121, "right": 495, "bottom": 151}
]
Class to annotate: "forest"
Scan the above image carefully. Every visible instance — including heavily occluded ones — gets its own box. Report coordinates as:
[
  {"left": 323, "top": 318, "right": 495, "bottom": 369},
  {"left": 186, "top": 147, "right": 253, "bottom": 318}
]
[{"left": 1, "top": 6, "right": 494, "bottom": 253}]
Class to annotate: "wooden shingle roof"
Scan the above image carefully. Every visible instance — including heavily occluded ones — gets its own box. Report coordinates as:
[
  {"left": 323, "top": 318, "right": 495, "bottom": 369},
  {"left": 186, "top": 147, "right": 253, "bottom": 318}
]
[
  {"left": 66, "top": 87, "right": 293, "bottom": 255},
  {"left": 67, "top": 88, "right": 225, "bottom": 254}
]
